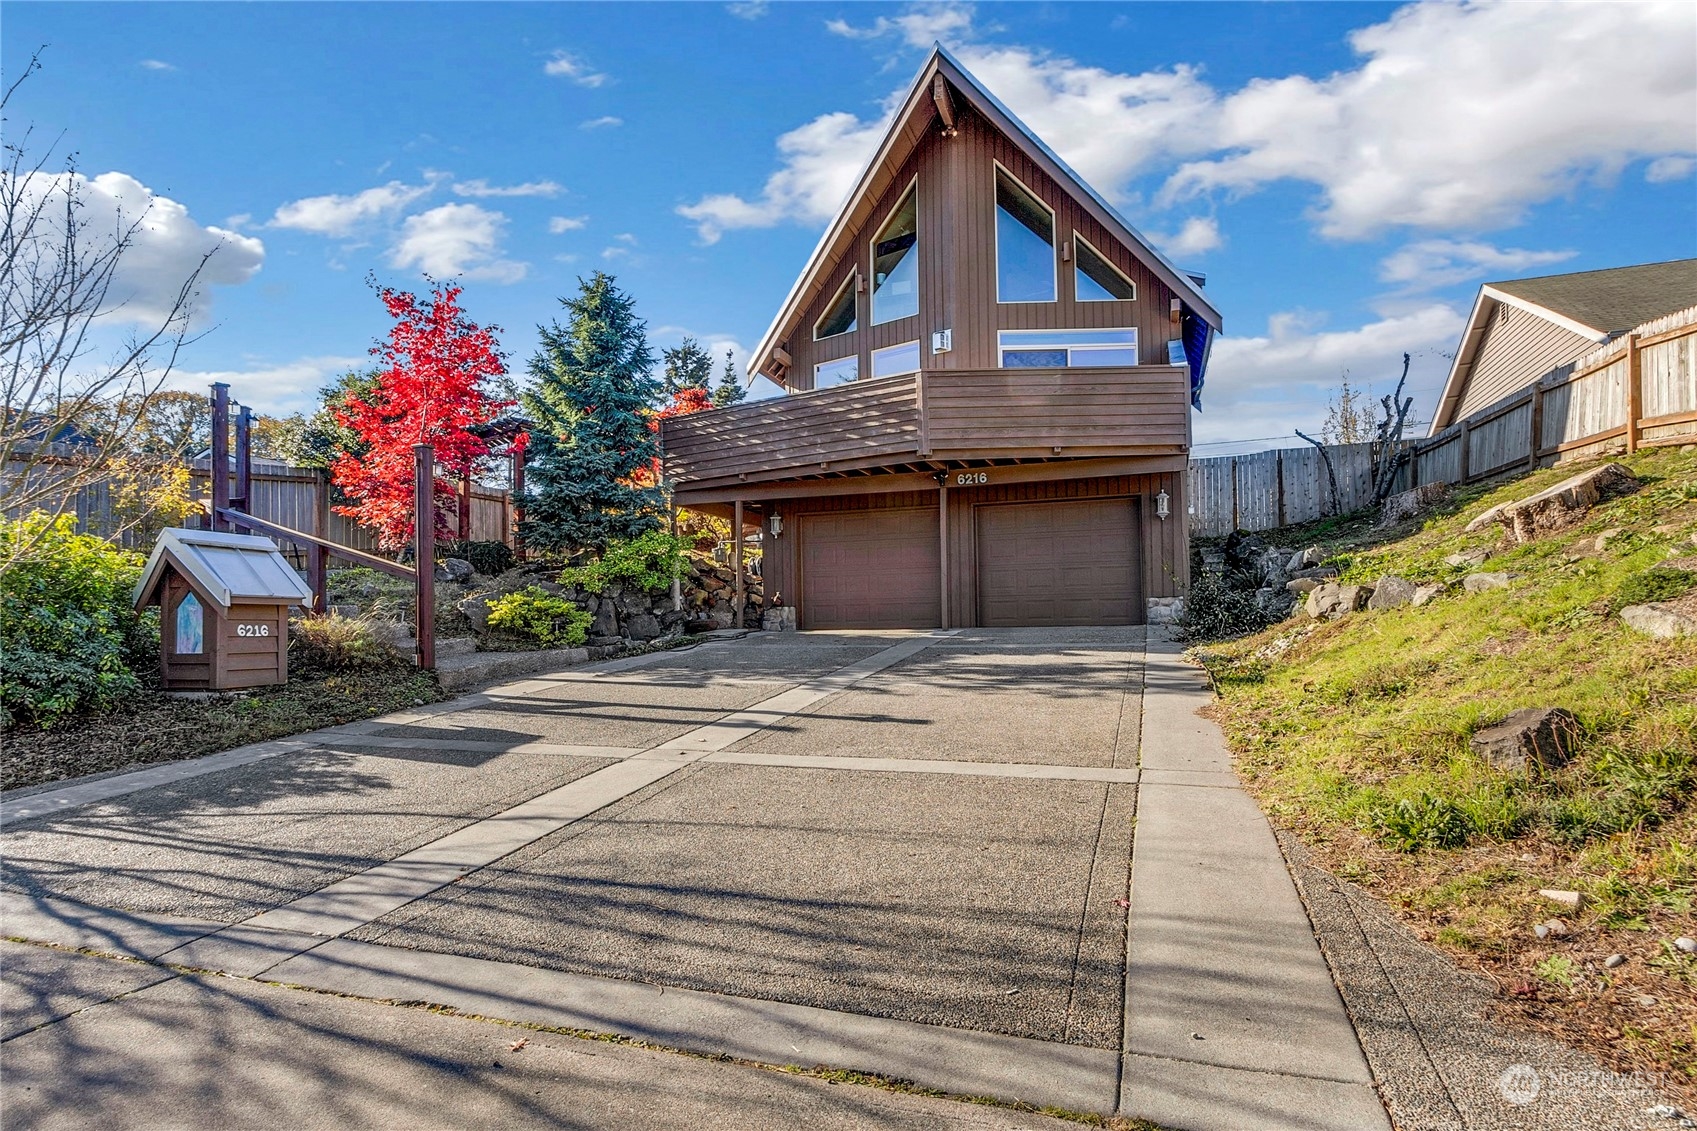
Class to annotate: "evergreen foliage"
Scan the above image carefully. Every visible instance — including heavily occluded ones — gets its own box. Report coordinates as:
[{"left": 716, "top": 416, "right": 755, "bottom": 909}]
[
  {"left": 661, "top": 336, "right": 714, "bottom": 397},
  {"left": 712, "top": 348, "right": 747, "bottom": 408},
  {"left": 521, "top": 273, "right": 664, "bottom": 554}
]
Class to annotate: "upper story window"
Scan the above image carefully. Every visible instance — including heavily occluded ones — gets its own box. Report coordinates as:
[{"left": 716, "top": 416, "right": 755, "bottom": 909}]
[
  {"left": 871, "top": 183, "right": 918, "bottom": 325},
  {"left": 814, "top": 274, "right": 858, "bottom": 339},
  {"left": 870, "top": 340, "right": 921, "bottom": 379},
  {"left": 998, "top": 328, "right": 1137, "bottom": 368},
  {"left": 1074, "top": 234, "right": 1137, "bottom": 302},
  {"left": 814, "top": 355, "right": 859, "bottom": 389},
  {"left": 995, "top": 166, "right": 1056, "bottom": 303}
]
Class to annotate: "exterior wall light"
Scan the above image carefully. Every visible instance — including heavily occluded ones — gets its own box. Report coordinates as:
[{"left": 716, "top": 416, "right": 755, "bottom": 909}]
[
  {"left": 768, "top": 514, "right": 783, "bottom": 537},
  {"left": 1155, "top": 490, "right": 1170, "bottom": 520}
]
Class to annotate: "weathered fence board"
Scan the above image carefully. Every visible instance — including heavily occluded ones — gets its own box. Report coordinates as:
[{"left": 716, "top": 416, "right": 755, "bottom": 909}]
[{"left": 1190, "top": 305, "right": 1697, "bottom": 536}]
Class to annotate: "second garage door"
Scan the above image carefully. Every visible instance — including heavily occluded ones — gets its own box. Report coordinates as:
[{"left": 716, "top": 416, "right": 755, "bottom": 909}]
[
  {"left": 976, "top": 499, "right": 1142, "bottom": 626},
  {"left": 799, "top": 507, "right": 940, "bottom": 630}
]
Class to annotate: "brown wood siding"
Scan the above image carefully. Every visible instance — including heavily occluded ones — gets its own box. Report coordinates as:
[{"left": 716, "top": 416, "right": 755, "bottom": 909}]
[
  {"left": 781, "top": 102, "right": 1185, "bottom": 387},
  {"left": 924, "top": 367, "right": 1188, "bottom": 457},
  {"left": 762, "top": 468, "right": 1185, "bottom": 629},
  {"left": 1457, "top": 303, "right": 1596, "bottom": 419},
  {"left": 663, "top": 365, "right": 1189, "bottom": 489}
]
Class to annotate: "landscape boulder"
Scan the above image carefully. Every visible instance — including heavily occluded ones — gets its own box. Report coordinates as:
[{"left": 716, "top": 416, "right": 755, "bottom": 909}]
[
  {"left": 1620, "top": 603, "right": 1697, "bottom": 639},
  {"left": 1288, "top": 546, "right": 1325, "bottom": 571},
  {"left": 1445, "top": 548, "right": 1491, "bottom": 568},
  {"left": 1336, "top": 584, "right": 1373, "bottom": 614},
  {"left": 1379, "top": 482, "right": 1451, "bottom": 527},
  {"left": 437, "top": 557, "right": 474, "bottom": 584},
  {"left": 1470, "top": 707, "right": 1579, "bottom": 773},
  {"left": 1497, "top": 462, "right": 1639, "bottom": 543},
  {"left": 624, "top": 613, "right": 663, "bottom": 642},
  {"left": 1286, "top": 577, "right": 1321, "bottom": 595},
  {"left": 1306, "top": 582, "right": 1372, "bottom": 619},
  {"left": 1366, "top": 575, "right": 1417, "bottom": 611},
  {"left": 589, "top": 600, "right": 619, "bottom": 639},
  {"left": 1463, "top": 572, "right": 1515, "bottom": 593},
  {"left": 1411, "top": 583, "right": 1447, "bottom": 607},
  {"left": 457, "top": 595, "right": 492, "bottom": 632}
]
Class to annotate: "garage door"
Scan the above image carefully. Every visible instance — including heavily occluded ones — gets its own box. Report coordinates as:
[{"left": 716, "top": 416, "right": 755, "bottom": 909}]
[
  {"left": 800, "top": 508, "right": 940, "bottom": 630},
  {"left": 977, "top": 499, "right": 1141, "bottom": 626}
]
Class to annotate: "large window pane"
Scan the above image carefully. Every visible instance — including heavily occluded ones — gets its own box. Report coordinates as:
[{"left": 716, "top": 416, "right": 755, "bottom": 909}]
[
  {"left": 1074, "top": 235, "right": 1136, "bottom": 301},
  {"left": 996, "top": 169, "right": 1055, "bottom": 303},
  {"left": 872, "top": 187, "right": 918, "bottom": 325},
  {"left": 870, "top": 340, "right": 921, "bottom": 378},
  {"left": 998, "top": 328, "right": 1137, "bottom": 369},
  {"left": 814, "top": 276, "right": 857, "bottom": 339},
  {"left": 814, "top": 355, "right": 858, "bottom": 388}
]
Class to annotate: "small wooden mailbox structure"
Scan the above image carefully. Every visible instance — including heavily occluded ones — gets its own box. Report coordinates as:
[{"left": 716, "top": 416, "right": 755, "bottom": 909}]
[{"left": 133, "top": 529, "right": 313, "bottom": 690}]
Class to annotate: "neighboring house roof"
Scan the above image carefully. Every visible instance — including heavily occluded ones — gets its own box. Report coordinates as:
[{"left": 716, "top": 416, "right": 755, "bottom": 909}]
[
  {"left": 133, "top": 528, "right": 313, "bottom": 612},
  {"left": 1430, "top": 258, "right": 1697, "bottom": 434},
  {"left": 747, "top": 44, "right": 1222, "bottom": 387}
]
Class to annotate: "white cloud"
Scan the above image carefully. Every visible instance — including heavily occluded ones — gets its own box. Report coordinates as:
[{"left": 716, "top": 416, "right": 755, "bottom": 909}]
[
  {"left": 1151, "top": 216, "right": 1222, "bottom": 258},
  {"left": 548, "top": 215, "right": 588, "bottom": 234},
  {"left": 1647, "top": 155, "right": 1697, "bottom": 183},
  {"left": 544, "top": 50, "right": 608, "bottom": 87},
  {"left": 163, "top": 355, "right": 365, "bottom": 416},
  {"left": 270, "top": 180, "right": 433, "bottom": 236},
  {"left": 601, "top": 246, "right": 629, "bottom": 260},
  {"left": 1164, "top": 0, "right": 1697, "bottom": 238},
  {"left": 1196, "top": 304, "right": 1464, "bottom": 446},
  {"left": 6, "top": 170, "right": 264, "bottom": 326},
  {"left": 451, "top": 179, "right": 562, "bottom": 198},
  {"left": 389, "top": 203, "right": 527, "bottom": 283},
  {"left": 1378, "top": 239, "right": 1576, "bottom": 291},
  {"left": 686, "top": 1, "right": 1697, "bottom": 245},
  {"left": 138, "top": 59, "right": 176, "bottom": 72},
  {"left": 580, "top": 116, "right": 623, "bottom": 130},
  {"left": 726, "top": 1, "right": 769, "bottom": 19},
  {"left": 614, "top": 232, "right": 637, "bottom": 244}
]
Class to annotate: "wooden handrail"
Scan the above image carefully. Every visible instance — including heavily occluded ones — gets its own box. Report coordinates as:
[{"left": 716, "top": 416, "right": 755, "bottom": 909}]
[{"left": 209, "top": 504, "right": 415, "bottom": 580}]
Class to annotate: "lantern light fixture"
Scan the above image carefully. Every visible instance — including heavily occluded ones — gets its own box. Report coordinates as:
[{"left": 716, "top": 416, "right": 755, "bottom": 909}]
[
  {"left": 1155, "top": 490, "right": 1170, "bottom": 520},
  {"left": 768, "top": 514, "right": 784, "bottom": 537}
]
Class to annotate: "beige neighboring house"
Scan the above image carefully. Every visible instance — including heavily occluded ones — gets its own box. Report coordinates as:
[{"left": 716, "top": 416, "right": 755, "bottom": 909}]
[{"left": 1430, "top": 258, "right": 1697, "bottom": 435}]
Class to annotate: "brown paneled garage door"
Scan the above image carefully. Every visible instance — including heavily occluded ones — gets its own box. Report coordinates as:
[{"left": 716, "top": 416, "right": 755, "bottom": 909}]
[
  {"left": 799, "top": 508, "right": 941, "bottom": 630},
  {"left": 976, "top": 499, "right": 1142, "bottom": 626}
]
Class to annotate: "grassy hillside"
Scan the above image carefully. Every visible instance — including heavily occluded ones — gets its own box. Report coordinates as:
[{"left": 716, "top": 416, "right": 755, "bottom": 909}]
[{"left": 1195, "top": 446, "right": 1697, "bottom": 1103}]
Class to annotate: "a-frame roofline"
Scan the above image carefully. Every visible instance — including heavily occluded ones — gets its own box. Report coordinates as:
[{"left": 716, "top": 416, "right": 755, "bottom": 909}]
[{"left": 747, "top": 45, "right": 1223, "bottom": 382}]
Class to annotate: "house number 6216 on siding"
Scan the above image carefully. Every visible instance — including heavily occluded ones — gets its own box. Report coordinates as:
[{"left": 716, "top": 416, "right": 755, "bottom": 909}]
[
  {"left": 236, "top": 623, "right": 271, "bottom": 637},
  {"left": 955, "top": 472, "right": 989, "bottom": 486}
]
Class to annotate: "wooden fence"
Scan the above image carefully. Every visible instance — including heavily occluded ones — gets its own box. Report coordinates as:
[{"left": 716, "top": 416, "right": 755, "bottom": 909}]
[
  {"left": 7, "top": 458, "right": 515, "bottom": 564},
  {"left": 1188, "top": 304, "right": 1697, "bottom": 537}
]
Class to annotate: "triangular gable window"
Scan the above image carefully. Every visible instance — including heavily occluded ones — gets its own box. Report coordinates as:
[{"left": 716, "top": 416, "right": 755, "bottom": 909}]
[
  {"left": 1075, "top": 234, "right": 1136, "bottom": 302},
  {"left": 814, "top": 275, "right": 858, "bottom": 340},
  {"left": 872, "top": 183, "right": 919, "bottom": 325}
]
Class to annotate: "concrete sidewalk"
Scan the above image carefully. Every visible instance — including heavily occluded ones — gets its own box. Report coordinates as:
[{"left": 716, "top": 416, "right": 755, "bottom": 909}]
[{"left": 2, "top": 628, "right": 1396, "bottom": 1129}]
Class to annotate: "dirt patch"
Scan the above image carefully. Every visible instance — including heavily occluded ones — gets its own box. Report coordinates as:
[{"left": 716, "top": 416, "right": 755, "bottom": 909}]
[{"left": 1, "top": 665, "right": 442, "bottom": 792}]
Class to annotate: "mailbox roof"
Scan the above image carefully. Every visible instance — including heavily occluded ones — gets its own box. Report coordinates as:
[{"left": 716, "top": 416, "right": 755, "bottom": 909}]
[{"left": 133, "top": 528, "right": 313, "bottom": 611}]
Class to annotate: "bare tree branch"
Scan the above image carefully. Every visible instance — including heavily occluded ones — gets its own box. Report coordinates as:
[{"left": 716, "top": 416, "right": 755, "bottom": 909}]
[{"left": 1295, "top": 429, "right": 1343, "bottom": 516}]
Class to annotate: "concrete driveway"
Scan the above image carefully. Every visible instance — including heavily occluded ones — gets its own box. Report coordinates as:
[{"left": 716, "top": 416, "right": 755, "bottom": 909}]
[{"left": 1, "top": 630, "right": 1387, "bottom": 1130}]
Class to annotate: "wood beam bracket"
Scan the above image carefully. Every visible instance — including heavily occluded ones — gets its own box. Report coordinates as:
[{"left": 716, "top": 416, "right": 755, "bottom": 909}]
[{"left": 932, "top": 75, "right": 958, "bottom": 136}]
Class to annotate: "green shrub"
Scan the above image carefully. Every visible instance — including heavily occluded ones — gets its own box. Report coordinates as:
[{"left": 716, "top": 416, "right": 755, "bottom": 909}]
[
  {"left": 1175, "top": 572, "right": 1273, "bottom": 641},
  {"left": 441, "top": 539, "right": 515, "bottom": 578},
  {"left": 485, "top": 587, "right": 593, "bottom": 647},
  {"left": 1360, "top": 789, "right": 1474, "bottom": 851},
  {"left": 561, "top": 530, "right": 688, "bottom": 595},
  {"left": 326, "top": 566, "right": 414, "bottom": 623},
  {"left": 1612, "top": 567, "right": 1697, "bottom": 611},
  {"left": 288, "top": 614, "right": 401, "bottom": 677},
  {"left": 0, "top": 514, "right": 154, "bottom": 728}
]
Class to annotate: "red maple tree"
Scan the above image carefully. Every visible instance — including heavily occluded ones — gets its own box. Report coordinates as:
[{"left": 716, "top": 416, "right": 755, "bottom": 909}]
[
  {"left": 331, "top": 280, "right": 509, "bottom": 549},
  {"left": 629, "top": 385, "right": 714, "bottom": 488}
]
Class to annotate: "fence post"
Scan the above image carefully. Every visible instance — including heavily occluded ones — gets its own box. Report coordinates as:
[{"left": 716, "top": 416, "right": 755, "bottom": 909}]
[
  {"left": 458, "top": 469, "right": 472, "bottom": 540},
  {"left": 209, "top": 384, "right": 231, "bottom": 531},
  {"left": 1458, "top": 421, "right": 1471, "bottom": 484},
  {"left": 1230, "top": 457, "right": 1240, "bottom": 531},
  {"left": 1626, "top": 333, "right": 1642, "bottom": 454},
  {"left": 510, "top": 446, "right": 526, "bottom": 559},
  {"left": 1275, "top": 451, "right": 1286, "bottom": 528},
  {"left": 309, "top": 468, "right": 330, "bottom": 614},
  {"left": 233, "top": 405, "right": 253, "bottom": 513},
  {"left": 1528, "top": 383, "right": 1545, "bottom": 472},
  {"left": 414, "top": 444, "right": 436, "bottom": 670}
]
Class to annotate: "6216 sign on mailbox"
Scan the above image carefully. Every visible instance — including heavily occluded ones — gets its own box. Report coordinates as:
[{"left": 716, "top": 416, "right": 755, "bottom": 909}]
[{"left": 236, "top": 623, "right": 273, "bottom": 638}]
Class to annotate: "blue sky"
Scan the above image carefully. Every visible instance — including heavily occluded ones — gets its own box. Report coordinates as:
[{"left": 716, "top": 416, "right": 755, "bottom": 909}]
[{"left": 6, "top": 1, "right": 1693, "bottom": 452}]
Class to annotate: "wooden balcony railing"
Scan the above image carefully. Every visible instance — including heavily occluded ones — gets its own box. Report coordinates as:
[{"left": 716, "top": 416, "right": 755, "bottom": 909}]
[{"left": 661, "top": 365, "right": 1190, "bottom": 489}]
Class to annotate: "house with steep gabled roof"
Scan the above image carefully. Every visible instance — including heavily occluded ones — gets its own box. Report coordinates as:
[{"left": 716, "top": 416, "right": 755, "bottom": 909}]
[
  {"left": 1430, "top": 258, "right": 1697, "bottom": 434},
  {"left": 661, "top": 47, "right": 1222, "bottom": 631}
]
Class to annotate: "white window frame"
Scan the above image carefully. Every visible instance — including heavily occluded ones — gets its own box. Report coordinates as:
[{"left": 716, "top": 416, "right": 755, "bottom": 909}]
[
  {"left": 993, "top": 162, "right": 1057, "bottom": 305},
  {"left": 813, "top": 272, "right": 859, "bottom": 341},
  {"left": 997, "top": 328, "right": 1138, "bottom": 369},
  {"left": 870, "top": 178, "right": 920, "bottom": 327},
  {"left": 1072, "top": 233, "right": 1137, "bottom": 302},
  {"left": 870, "top": 339, "right": 922, "bottom": 379},
  {"left": 813, "top": 354, "right": 859, "bottom": 389}
]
